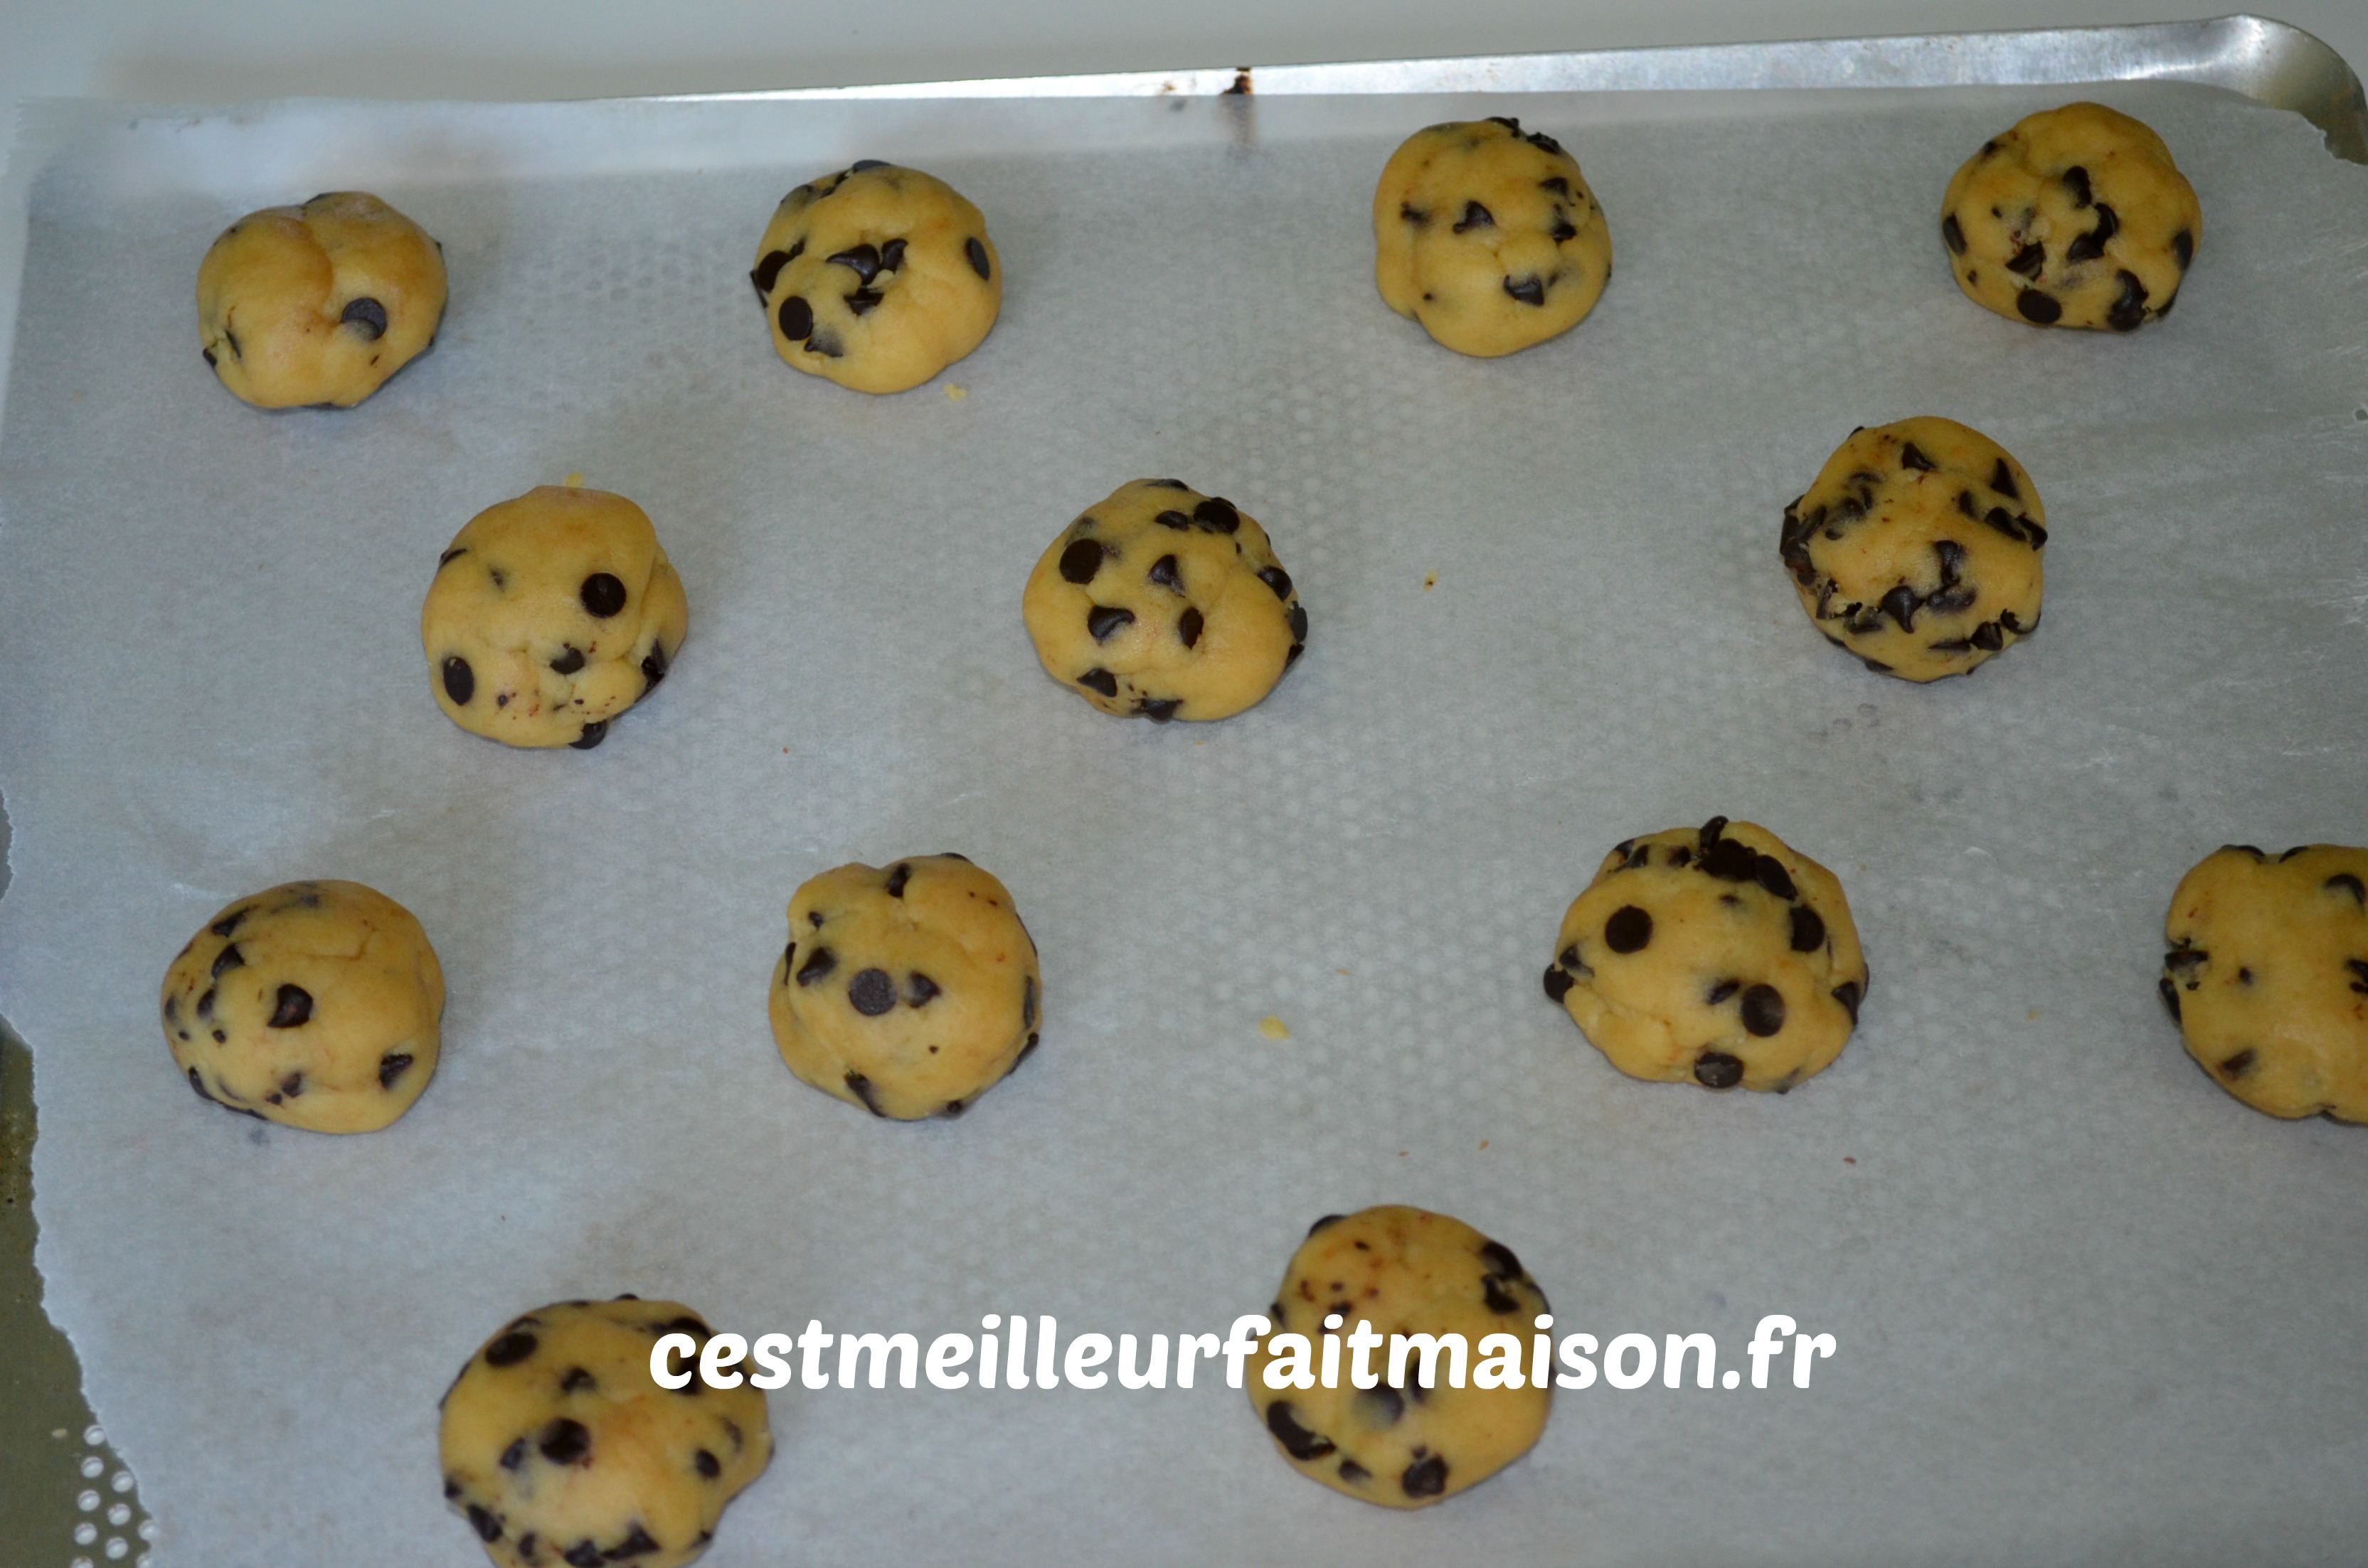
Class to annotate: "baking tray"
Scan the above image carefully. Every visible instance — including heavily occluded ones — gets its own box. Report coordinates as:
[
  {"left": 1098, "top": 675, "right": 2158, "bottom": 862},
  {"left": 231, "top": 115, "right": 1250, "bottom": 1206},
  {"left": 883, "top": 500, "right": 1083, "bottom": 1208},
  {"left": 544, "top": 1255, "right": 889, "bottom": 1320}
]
[{"left": 0, "top": 13, "right": 2362, "bottom": 1567}]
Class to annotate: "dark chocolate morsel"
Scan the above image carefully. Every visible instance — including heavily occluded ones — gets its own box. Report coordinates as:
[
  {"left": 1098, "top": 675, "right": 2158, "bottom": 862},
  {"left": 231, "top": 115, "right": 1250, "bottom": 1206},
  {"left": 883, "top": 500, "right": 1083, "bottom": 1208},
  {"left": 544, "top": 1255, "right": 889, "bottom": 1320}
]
[
  {"left": 563, "top": 1544, "right": 601, "bottom": 1568},
  {"left": 551, "top": 646, "right": 586, "bottom": 676},
  {"left": 212, "top": 943, "right": 246, "bottom": 978},
  {"left": 1086, "top": 605, "right": 1135, "bottom": 641},
  {"left": 844, "top": 287, "right": 883, "bottom": 316},
  {"left": 2228, "top": 845, "right": 2266, "bottom": 860},
  {"left": 2157, "top": 975, "right": 2181, "bottom": 1021},
  {"left": 1339, "top": 1460, "right": 1371, "bottom": 1485},
  {"left": 777, "top": 295, "right": 814, "bottom": 341},
  {"left": 2007, "top": 242, "right": 2045, "bottom": 279},
  {"left": 1901, "top": 442, "right": 1936, "bottom": 472},
  {"left": 196, "top": 988, "right": 215, "bottom": 1018},
  {"left": 641, "top": 644, "right": 669, "bottom": 689},
  {"left": 1356, "top": 1385, "right": 1405, "bottom": 1425},
  {"left": 1700, "top": 836, "right": 1758, "bottom": 882},
  {"left": 469, "top": 1505, "right": 504, "bottom": 1543},
  {"left": 827, "top": 242, "right": 881, "bottom": 284},
  {"left": 694, "top": 1449, "right": 721, "bottom": 1479},
  {"left": 879, "top": 238, "right": 907, "bottom": 272},
  {"left": 1285, "top": 603, "right": 1307, "bottom": 643},
  {"left": 884, "top": 863, "right": 910, "bottom": 897},
  {"left": 750, "top": 249, "right": 793, "bottom": 298},
  {"left": 1401, "top": 1454, "right": 1450, "bottom": 1498},
  {"left": 1058, "top": 538, "right": 1105, "bottom": 584},
  {"left": 2105, "top": 270, "right": 2147, "bottom": 332},
  {"left": 2219, "top": 1047, "right": 2256, "bottom": 1078},
  {"left": 1193, "top": 497, "right": 1240, "bottom": 533},
  {"left": 1146, "top": 554, "right": 1183, "bottom": 592},
  {"left": 1308, "top": 1212, "right": 1345, "bottom": 1235},
  {"left": 1789, "top": 905, "right": 1827, "bottom": 953},
  {"left": 1543, "top": 964, "right": 1573, "bottom": 1002},
  {"left": 1154, "top": 510, "right": 1191, "bottom": 531},
  {"left": 570, "top": 721, "right": 609, "bottom": 750},
  {"left": 1706, "top": 979, "right": 1740, "bottom": 1004},
  {"left": 1022, "top": 974, "right": 1038, "bottom": 1031},
  {"left": 796, "top": 946, "right": 837, "bottom": 986},
  {"left": 1178, "top": 607, "right": 1203, "bottom": 648},
  {"left": 2326, "top": 873, "right": 2367, "bottom": 905},
  {"left": 1940, "top": 213, "right": 1967, "bottom": 255},
  {"left": 1694, "top": 1051, "right": 1744, "bottom": 1089},
  {"left": 2062, "top": 164, "right": 2092, "bottom": 207},
  {"left": 803, "top": 325, "right": 842, "bottom": 358},
  {"left": 561, "top": 1367, "right": 596, "bottom": 1394},
  {"left": 1077, "top": 667, "right": 1119, "bottom": 698},
  {"left": 844, "top": 1071, "right": 886, "bottom": 1116},
  {"left": 2172, "top": 228, "right": 2193, "bottom": 270},
  {"left": 1741, "top": 984, "right": 1786, "bottom": 1036},
  {"left": 851, "top": 159, "right": 891, "bottom": 172},
  {"left": 1881, "top": 585, "right": 1918, "bottom": 631},
  {"left": 848, "top": 968, "right": 896, "bottom": 1015},
  {"left": 1832, "top": 979, "right": 1864, "bottom": 1023},
  {"left": 2016, "top": 289, "right": 2063, "bottom": 324},
  {"left": 269, "top": 985, "right": 313, "bottom": 1028},
  {"left": 501, "top": 1439, "right": 528, "bottom": 1471},
  {"left": 1453, "top": 201, "right": 1494, "bottom": 232},
  {"left": 580, "top": 573, "right": 628, "bottom": 617},
  {"left": 965, "top": 238, "right": 992, "bottom": 280},
  {"left": 538, "top": 1418, "right": 591, "bottom": 1465},
  {"left": 1502, "top": 274, "right": 1546, "bottom": 306},
  {"left": 202, "top": 347, "right": 216, "bottom": 366},
  {"left": 1140, "top": 698, "right": 1181, "bottom": 722},
  {"left": 485, "top": 1331, "right": 539, "bottom": 1366},
  {"left": 1265, "top": 1400, "right": 1334, "bottom": 1461},
  {"left": 2066, "top": 202, "right": 2118, "bottom": 265},
  {"left": 1754, "top": 855, "right": 1798, "bottom": 901},
  {"left": 1479, "top": 1239, "right": 1523, "bottom": 1279},
  {"left": 1990, "top": 459, "right": 2020, "bottom": 500},
  {"left": 378, "top": 1051, "right": 413, "bottom": 1089},
  {"left": 1482, "top": 1276, "right": 1520, "bottom": 1314},
  {"left": 211, "top": 909, "right": 248, "bottom": 939},
  {"left": 1258, "top": 565, "right": 1292, "bottom": 600},
  {"left": 186, "top": 1067, "right": 213, "bottom": 1104},
  {"left": 340, "top": 297, "right": 388, "bottom": 340},
  {"left": 1604, "top": 905, "right": 1653, "bottom": 953},
  {"left": 443, "top": 656, "right": 476, "bottom": 705},
  {"left": 1970, "top": 621, "right": 2005, "bottom": 651},
  {"left": 607, "top": 1525, "right": 661, "bottom": 1560}
]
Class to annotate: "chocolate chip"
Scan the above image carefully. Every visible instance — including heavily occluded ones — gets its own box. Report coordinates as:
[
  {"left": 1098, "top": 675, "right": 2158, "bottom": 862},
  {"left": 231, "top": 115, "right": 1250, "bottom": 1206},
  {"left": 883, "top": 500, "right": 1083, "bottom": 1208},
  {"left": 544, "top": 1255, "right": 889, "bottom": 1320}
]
[
  {"left": 1982, "top": 506, "right": 2026, "bottom": 544},
  {"left": 1077, "top": 668, "right": 1118, "bottom": 698},
  {"left": 2219, "top": 1047, "right": 2256, "bottom": 1078},
  {"left": 1086, "top": 606, "right": 1135, "bottom": 641},
  {"left": 580, "top": 573, "right": 627, "bottom": 617},
  {"left": 1193, "top": 497, "right": 1240, "bottom": 533},
  {"left": 1453, "top": 201, "right": 1494, "bottom": 233},
  {"left": 879, "top": 238, "right": 907, "bottom": 272},
  {"left": 570, "top": 721, "right": 609, "bottom": 750},
  {"left": 2327, "top": 873, "right": 2367, "bottom": 905},
  {"left": 885, "top": 863, "right": 910, "bottom": 897},
  {"left": 1604, "top": 905, "right": 1652, "bottom": 953},
  {"left": 1878, "top": 585, "right": 1918, "bottom": 630},
  {"left": 202, "top": 347, "right": 216, "bottom": 366},
  {"left": 268, "top": 985, "right": 312, "bottom": 1028},
  {"left": 185, "top": 1067, "right": 213, "bottom": 1103},
  {"left": 2228, "top": 845, "right": 2266, "bottom": 861},
  {"left": 1058, "top": 539, "right": 1105, "bottom": 584},
  {"left": 1706, "top": 978, "right": 1739, "bottom": 1004},
  {"left": 2348, "top": 958, "right": 2368, "bottom": 992},
  {"left": 1551, "top": 218, "right": 1578, "bottom": 242},
  {"left": 438, "top": 546, "right": 467, "bottom": 569},
  {"left": 1741, "top": 984, "right": 1785, "bottom": 1036},
  {"left": 605, "top": 1525, "right": 661, "bottom": 1560},
  {"left": 844, "top": 1072, "right": 886, "bottom": 1116},
  {"left": 2157, "top": 976, "right": 2182, "bottom": 1021},
  {"left": 796, "top": 946, "right": 837, "bottom": 986},
  {"left": 1479, "top": 1239, "right": 1523, "bottom": 1279},
  {"left": 558, "top": 1365, "right": 597, "bottom": 1394},
  {"left": 1022, "top": 974, "right": 1038, "bottom": 1030},
  {"left": 1700, "top": 836, "right": 1758, "bottom": 882},
  {"left": 641, "top": 645, "right": 669, "bottom": 688},
  {"left": 485, "top": 1331, "right": 538, "bottom": 1367},
  {"left": 1543, "top": 964, "right": 1573, "bottom": 1001},
  {"left": 2105, "top": 270, "right": 2147, "bottom": 332},
  {"left": 1900, "top": 442, "right": 1936, "bottom": 472},
  {"left": 694, "top": 1449, "right": 720, "bottom": 1478},
  {"left": 551, "top": 646, "right": 586, "bottom": 675},
  {"left": 844, "top": 287, "right": 883, "bottom": 316},
  {"left": 750, "top": 248, "right": 794, "bottom": 298},
  {"left": 2066, "top": 202, "right": 2118, "bottom": 265},
  {"left": 1482, "top": 1276, "right": 1520, "bottom": 1313},
  {"left": 469, "top": 1505, "right": 504, "bottom": 1543},
  {"left": 1832, "top": 979, "right": 1863, "bottom": 1023},
  {"left": 2006, "top": 242, "right": 2045, "bottom": 279},
  {"left": 442, "top": 656, "right": 475, "bottom": 705},
  {"left": 1265, "top": 1400, "right": 1334, "bottom": 1460},
  {"left": 1970, "top": 621, "right": 2004, "bottom": 651},
  {"left": 1145, "top": 554, "right": 1182, "bottom": 592},
  {"left": 539, "top": 1418, "right": 591, "bottom": 1465},
  {"left": 378, "top": 1051, "right": 413, "bottom": 1089},
  {"left": 1401, "top": 1454, "right": 1449, "bottom": 1498},
  {"left": 1694, "top": 1051, "right": 1744, "bottom": 1089},
  {"left": 211, "top": 943, "right": 246, "bottom": 980},
  {"left": 564, "top": 1544, "right": 601, "bottom": 1568},
  {"left": 849, "top": 968, "right": 896, "bottom": 1015},
  {"left": 905, "top": 972, "right": 940, "bottom": 1008},
  {"left": 827, "top": 242, "right": 881, "bottom": 284},
  {"left": 2165, "top": 947, "right": 2207, "bottom": 971},
  {"left": 1940, "top": 213, "right": 1968, "bottom": 255},
  {"left": 195, "top": 986, "right": 215, "bottom": 1018},
  {"left": 2058, "top": 163, "right": 2093, "bottom": 206},
  {"left": 965, "top": 238, "right": 992, "bottom": 280},
  {"left": 1140, "top": 698, "right": 1180, "bottom": 722},
  {"left": 1307, "top": 1212, "right": 1345, "bottom": 1234},
  {"left": 1258, "top": 565, "right": 1292, "bottom": 600},
  {"left": 2016, "top": 289, "right": 2063, "bottom": 324},
  {"left": 1503, "top": 274, "right": 1545, "bottom": 306},
  {"left": 501, "top": 1438, "right": 528, "bottom": 1471},
  {"left": 1338, "top": 1460, "right": 1371, "bottom": 1484},
  {"left": 1178, "top": 607, "right": 1203, "bottom": 648},
  {"left": 1401, "top": 201, "right": 1428, "bottom": 226},
  {"left": 223, "top": 329, "right": 241, "bottom": 359},
  {"left": 2172, "top": 228, "right": 2193, "bottom": 270},
  {"left": 1787, "top": 905, "right": 1827, "bottom": 954},
  {"left": 1154, "top": 510, "right": 1191, "bottom": 531},
  {"left": 1356, "top": 1385, "right": 1404, "bottom": 1425},
  {"left": 340, "top": 297, "right": 388, "bottom": 340},
  {"left": 1286, "top": 604, "right": 1307, "bottom": 643},
  {"left": 851, "top": 159, "right": 890, "bottom": 172},
  {"left": 1754, "top": 855, "right": 1798, "bottom": 901},
  {"left": 1541, "top": 175, "right": 1570, "bottom": 196},
  {"left": 777, "top": 295, "right": 813, "bottom": 341}
]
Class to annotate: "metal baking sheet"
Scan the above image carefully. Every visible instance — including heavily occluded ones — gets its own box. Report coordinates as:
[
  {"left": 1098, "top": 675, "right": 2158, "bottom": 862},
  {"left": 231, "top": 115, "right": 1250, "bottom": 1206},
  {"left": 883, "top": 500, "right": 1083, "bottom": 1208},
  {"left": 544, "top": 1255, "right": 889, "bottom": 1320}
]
[{"left": 1, "top": 16, "right": 2364, "bottom": 1567}]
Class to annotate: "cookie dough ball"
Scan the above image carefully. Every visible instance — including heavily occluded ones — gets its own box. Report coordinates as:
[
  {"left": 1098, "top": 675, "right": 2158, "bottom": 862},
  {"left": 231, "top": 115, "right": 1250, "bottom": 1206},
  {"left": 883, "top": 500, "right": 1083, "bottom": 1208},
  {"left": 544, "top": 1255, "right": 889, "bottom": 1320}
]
[
  {"left": 1940, "top": 102, "right": 2199, "bottom": 331},
  {"left": 768, "top": 854, "right": 1041, "bottom": 1120},
  {"left": 159, "top": 880, "right": 442, "bottom": 1132},
  {"left": 196, "top": 191, "right": 447, "bottom": 408},
  {"left": 1544, "top": 817, "right": 1869, "bottom": 1092},
  {"left": 750, "top": 161, "right": 1000, "bottom": 395},
  {"left": 1779, "top": 417, "right": 2046, "bottom": 682},
  {"left": 1373, "top": 117, "right": 1612, "bottom": 358},
  {"left": 440, "top": 1296, "right": 771, "bottom": 1568},
  {"left": 1248, "top": 1207, "right": 1551, "bottom": 1510},
  {"left": 423, "top": 486, "right": 689, "bottom": 751},
  {"left": 2160, "top": 843, "right": 2368, "bottom": 1121},
  {"left": 1022, "top": 479, "right": 1305, "bottom": 722}
]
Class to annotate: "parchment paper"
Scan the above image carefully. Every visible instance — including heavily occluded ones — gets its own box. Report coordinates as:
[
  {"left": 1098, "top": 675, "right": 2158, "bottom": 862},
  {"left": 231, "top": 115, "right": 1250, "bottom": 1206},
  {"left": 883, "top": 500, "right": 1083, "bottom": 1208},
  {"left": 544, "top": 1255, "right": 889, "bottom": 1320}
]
[{"left": 2, "top": 80, "right": 2365, "bottom": 1567}]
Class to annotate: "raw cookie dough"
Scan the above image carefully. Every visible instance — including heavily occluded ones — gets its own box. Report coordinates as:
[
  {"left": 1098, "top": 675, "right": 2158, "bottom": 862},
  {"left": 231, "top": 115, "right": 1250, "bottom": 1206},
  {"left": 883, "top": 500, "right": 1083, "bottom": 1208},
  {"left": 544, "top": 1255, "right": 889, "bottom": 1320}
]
[
  {"left": 1940, "top": 102, "right": 2199, "bottom": 331},
  {"left": 440, "top": 1296, "right": 771, "bottom": 1568},
  {"left": 750, "top": 161, "right": 1001, "bottom": 394},
  {"left": 1022, "top": 479, "right": 1305, "bottom": 722},
  {"left": 1373, "top": 117, "right": 1612, "bottom": 358},
  {"left": 2160, "top": 843, "right": 2368, "bottom": 1121},
  {"left": 1779, "top": 417, "right": 2046, "bottom": 682},
  {"left": 196, "top": 191, "right": 447, "bottom": 407},
  {"left": 423, "top": 486, "right": 689, "bottom": 750},
  {"left": 1248, "top": 1207, "right": 1551, "bottom": 1509},
  {"left": 1544, "top": 817, "right": 1869, "bottom": 1092},
  {"left": 768, "top": 854, "right": 1041, "bottom": 1120},
  {"left": 159, "top": 880, "right": 442, "bottom": 1133}
]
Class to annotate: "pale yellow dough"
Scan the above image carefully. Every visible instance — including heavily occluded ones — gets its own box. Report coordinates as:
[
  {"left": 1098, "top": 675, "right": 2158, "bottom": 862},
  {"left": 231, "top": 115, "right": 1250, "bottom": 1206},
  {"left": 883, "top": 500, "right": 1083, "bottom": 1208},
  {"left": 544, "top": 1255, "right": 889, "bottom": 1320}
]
[
  {"left": 2162, "top": 843, "right": 2368, "bottom": 1121},
  {"left": 196, "top": 191, "right": 446, "bottom": 407},
  {"left": 1248, "top": 1207, "right": 1551, "bottom": 1509},
  {"left": 1373, "top": 117, "right": 1611, "bottom": 357},
  {"left": 1779, "top": 417, "right": 2046, "bottom": 683},
  {"left": 421, "top": 486, "right": 689, "bottom": 751},
  {"left": 768, "top": 854, "right": 1041, "bottom": 1120},
  {"left": 1546, "top": 818, "right": 1868, "bottom": 1093},
  {"left": 440, "top": 1297, "right": 771, "bottom": 1568},
  {"left": 160, "top": 880, "right": 442, "bottom": 1133}
]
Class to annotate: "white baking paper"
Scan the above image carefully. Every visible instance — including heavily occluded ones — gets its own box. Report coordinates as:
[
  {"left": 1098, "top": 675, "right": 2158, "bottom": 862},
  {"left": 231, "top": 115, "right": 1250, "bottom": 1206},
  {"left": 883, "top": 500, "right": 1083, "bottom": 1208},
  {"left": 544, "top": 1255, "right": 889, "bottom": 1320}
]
[{"left": 2, "top": 80, "right": 2366, "bottom": 1567}]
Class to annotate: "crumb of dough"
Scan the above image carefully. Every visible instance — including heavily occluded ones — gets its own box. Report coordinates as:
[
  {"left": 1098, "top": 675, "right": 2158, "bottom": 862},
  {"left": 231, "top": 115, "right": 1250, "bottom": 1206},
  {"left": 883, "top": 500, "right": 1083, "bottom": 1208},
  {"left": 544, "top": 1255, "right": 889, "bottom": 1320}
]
[{"left": 1259, "top": 1015, "right": 1290, "bottom": 1041}]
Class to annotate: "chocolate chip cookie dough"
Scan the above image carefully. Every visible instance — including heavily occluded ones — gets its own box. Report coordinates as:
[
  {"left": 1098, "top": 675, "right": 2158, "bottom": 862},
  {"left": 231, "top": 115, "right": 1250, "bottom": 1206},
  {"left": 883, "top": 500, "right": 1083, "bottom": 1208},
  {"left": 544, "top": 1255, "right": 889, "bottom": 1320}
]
[
  {"left": 440, "top": 1296, "right": 771, "bottom": 1568},
  {"left": 768, "top": 854, "right": 1041, "bottom": 1120},
  {"left": 422, "top": 486, "right": 689, "bottom": 751},
  {"left": 1780, "top": 417, "right": 2045, "bottom": 681},
  {"left": 160, "top": 880, "right": 442, "bottom": 1132},
  {"left": 1940, "top": 102, "right": 2199, "bottom": 331},
  {"left": 2160, "top": 843, "right": 2368, "bottom": 1121},
  {"left": 1545, "top": 818, "right": 1869, "bottom": 1092},
  {"left": 750, "top": 161, "right": 1001, "bottom": 394},
  {"left": 1023, "top": 479, "right": 1305, "bottom": 722},
  {"left": 1373, "top": 117, "right": 1612, "bottom": 358},
  {"left": 1249, "top": 1207, "right": 1551, "bottom": 1509},
  {"left": 196, "top": 191, "right": 447, "bottom": 407}
]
